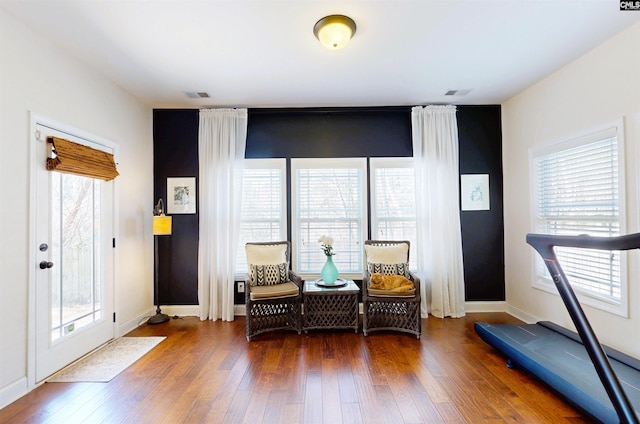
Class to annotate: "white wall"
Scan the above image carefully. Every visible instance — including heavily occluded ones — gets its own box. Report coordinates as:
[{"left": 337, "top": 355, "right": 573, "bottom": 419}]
[
  {"left": 502, "top": 21, "right": 640, "bottom": 355},
  {"left": 0, "top": 9, "right": 154, "bottom": 407}
]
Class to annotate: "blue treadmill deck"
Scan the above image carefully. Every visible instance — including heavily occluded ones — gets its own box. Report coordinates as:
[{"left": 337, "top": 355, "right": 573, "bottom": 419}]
[{"left": 475, "top": 321, "right": 640, "bottom": 424}]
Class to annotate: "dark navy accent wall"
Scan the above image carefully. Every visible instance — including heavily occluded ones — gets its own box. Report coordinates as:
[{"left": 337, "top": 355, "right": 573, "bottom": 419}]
[
  {"left": 153, "top": 109, "right": 199, "bottom": 305},
  {"left": 457, "top": 106, "right": 505, "bottom": 301},
  {"left": 246, "top": 107, "right": 412, "bottom": 158},
  {"left": 153, "top": 106, "right": 504, "bottom": 307}
]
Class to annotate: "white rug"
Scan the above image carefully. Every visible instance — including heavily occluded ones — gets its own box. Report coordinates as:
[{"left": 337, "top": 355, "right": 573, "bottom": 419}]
[{"left": 47, "top": 336, "right": 166, "bottom": 383}]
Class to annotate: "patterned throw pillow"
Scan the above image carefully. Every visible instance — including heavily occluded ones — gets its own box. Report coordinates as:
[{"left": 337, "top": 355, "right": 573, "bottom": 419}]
[
  {"left": 367, "top": 262, "right": 409, "bottom": 277},
  {"left": 249, "top": 262, "right": 289, "bottom": 286}
]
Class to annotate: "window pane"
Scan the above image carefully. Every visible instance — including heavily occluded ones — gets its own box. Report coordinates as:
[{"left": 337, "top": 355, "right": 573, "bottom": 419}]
[
  {"left": 293, "top": 161, "right": 366, "bottom": 274},
  {"left": 533, "top": 130, "right": 621, "bottom": 302},
  {"left": 236, "top": 162, "right": 285, "bottom": 273},
  {"left": 371, "top": 164, "right": 417, "bottom": 270}
]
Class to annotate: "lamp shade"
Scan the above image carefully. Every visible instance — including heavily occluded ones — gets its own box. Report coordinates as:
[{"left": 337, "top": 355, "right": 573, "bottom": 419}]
[
  {"left": 313, "top": 15, "right": 356, "bottom": 50},
  {"left": 153, "top": 215, "right": 172, "bottom": 236}
]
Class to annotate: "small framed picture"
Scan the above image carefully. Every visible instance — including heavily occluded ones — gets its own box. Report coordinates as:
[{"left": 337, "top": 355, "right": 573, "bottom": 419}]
[
  {"left": 461, "top": 174, "right": 490, "bottom": 211},
  {"left": 167, "top": 177, "right": 196, "bottom": 214}
]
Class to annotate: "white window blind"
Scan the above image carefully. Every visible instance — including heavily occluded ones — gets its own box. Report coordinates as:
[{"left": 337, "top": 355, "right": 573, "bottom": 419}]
[
  {"left": 532, "top": 124, "right": 625, "bottom": 307},
  {"left": 236, "top": 159, "right": 286, "bottom": 274},
  {"left": 292, "top": 158, "right": 367, "bottom": 276},
  {"left": 370, "top": 158, "right": 417, "bottom": 270}
]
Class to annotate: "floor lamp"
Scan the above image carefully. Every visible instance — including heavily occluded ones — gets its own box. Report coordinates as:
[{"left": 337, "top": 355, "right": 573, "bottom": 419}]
[{"left": 149, "top": 198, "right": 171, "bottom": 325}]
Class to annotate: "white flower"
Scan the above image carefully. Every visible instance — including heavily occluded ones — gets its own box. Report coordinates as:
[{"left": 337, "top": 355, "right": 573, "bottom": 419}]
[
  {"left": 318, "top": 235, "right": 333, "bottom": 245},
  {"left": 318, "top": 235, "right": 335, "bottom": 256}
]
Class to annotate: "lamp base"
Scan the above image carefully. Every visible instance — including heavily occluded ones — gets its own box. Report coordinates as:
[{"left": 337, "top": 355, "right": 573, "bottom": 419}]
[{"left": 147, "top": 312, "right": 170, "bottom": 325}]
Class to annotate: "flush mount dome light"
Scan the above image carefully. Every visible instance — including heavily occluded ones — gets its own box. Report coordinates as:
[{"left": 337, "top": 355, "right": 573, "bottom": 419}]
[{"left": 313, "top": 15, "right": 356, "bottom": 50}]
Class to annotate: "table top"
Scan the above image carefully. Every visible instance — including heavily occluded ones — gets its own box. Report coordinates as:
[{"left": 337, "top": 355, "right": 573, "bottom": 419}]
[{"left": 304, "top": 279, "right": 360, "bottom": 294}]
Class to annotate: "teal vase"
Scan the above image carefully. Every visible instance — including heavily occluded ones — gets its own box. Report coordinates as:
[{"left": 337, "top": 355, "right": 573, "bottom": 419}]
[{"left": 320, "top": 255, "right": 339, "bottom": 284}]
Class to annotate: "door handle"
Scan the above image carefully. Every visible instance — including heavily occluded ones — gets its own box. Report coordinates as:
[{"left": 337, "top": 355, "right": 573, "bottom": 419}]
[{"left": 39, "top": 261, "right": 54, "bottom": 269}]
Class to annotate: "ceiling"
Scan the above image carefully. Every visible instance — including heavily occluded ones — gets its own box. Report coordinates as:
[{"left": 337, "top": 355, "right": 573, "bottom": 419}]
[{"left": 2, "top": 1, "right": 639, "bottom": 109}]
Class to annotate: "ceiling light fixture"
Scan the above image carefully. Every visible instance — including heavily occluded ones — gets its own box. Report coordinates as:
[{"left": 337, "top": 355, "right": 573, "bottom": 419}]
[{"left": 313, "top": 15, "right": 356, "bottom": 50}]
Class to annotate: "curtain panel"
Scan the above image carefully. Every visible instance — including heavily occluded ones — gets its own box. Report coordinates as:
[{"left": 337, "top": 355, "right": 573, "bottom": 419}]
[
  {"left": 198, "top": 108, "right": 247, "bottom": 321},
  {"left": 411, "top": 105, "right": 466, "bottom": 318}
]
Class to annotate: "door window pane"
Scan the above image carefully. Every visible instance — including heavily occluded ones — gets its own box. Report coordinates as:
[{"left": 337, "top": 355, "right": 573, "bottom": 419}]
[{"left": 51, "top": 173, "right": 102, "bottom": 341}]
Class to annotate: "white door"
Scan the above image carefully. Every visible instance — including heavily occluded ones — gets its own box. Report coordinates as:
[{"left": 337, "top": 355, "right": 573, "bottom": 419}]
[{"left": 34, "top": 122, "right": 115, "bottom": 382}]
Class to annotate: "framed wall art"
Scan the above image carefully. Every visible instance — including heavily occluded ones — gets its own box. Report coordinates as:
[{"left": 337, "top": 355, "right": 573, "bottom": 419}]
[
  {"left": 461, "top": 174, "right": 490, "bottom": 211},
  {"left": 167, "top": 177, "right": 196, "bottom": 214}
]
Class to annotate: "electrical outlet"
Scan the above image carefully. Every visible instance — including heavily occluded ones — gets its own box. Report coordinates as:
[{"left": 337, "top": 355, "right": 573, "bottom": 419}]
[{"left": 237, "top": 282, "right": 245, "bottom": 293}]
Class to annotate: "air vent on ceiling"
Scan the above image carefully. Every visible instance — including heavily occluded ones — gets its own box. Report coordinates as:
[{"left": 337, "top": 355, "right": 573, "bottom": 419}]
[
  {"left": 185, "top": 92, "right": 210, "bottom": 99},
  {"left": 445, "top": 89, "right": 472, "bottom": 96}
]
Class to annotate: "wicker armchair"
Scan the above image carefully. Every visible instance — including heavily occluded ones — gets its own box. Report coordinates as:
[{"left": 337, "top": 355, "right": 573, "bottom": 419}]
[
  {"left": 245, "top": 241, "right": 303, "bottom": 341},
  {"left": 362, "top": 240, "right": 421, "bottom": 339}
]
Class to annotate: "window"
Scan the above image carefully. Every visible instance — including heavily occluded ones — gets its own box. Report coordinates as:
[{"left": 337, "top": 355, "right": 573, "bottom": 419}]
[
  {"left": 530, "top": 121, "right": 626, "bottom": 316},
  {"left": 236, "top": 159, "right": 286, "bottom": 275},
  {"left": 370, "top": 158, "right": 417, "bottom": 270},
  {"left": 292, "top": 158, "right": 367, "bottom": 277}
]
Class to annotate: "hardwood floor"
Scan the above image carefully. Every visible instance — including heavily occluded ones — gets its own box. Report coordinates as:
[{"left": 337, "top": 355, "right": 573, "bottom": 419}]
[{"left": 1, "top": 313, "right": 595, "bottom": 423}]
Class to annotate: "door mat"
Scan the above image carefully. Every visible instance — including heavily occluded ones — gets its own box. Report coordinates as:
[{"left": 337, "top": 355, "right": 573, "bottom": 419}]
[{"left": 47, "top": 336, "right": 166, "bottom": 383}]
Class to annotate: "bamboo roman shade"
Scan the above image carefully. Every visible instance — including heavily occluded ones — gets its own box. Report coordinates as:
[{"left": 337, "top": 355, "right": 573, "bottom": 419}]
[{"left": 46, "top": 136, "right": 119, "bottom": 181}]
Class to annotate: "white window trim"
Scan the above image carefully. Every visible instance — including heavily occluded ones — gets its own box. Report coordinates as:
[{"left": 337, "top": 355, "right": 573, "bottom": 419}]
[
  {"left": 528, "top": 119, "right": 628, "bottom": 317},
  {"left": 291, "top": 157, "right": 368, "bottom": 280},
  {"left": 235, "top": 158, "right": 287, "bottom": 279}
]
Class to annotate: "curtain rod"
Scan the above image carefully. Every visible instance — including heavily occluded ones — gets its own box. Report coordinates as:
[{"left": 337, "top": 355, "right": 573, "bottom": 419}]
[{"left": 248, "top": 106, "right": 413, "bottom": 115}]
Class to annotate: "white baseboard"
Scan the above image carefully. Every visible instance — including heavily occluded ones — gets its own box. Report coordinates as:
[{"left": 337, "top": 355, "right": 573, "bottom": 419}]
[
  {"left": 464, "top": 301, "right": 507, "bottom": 313},
  {"left": 0, "top": 377, "right": 28, "bottom": 410},
  {"left": 162, "top": 305, "right": 199, "bottom": 317},
  {"left": 505, "top": 304, "right": 539, "bottom": 324},
  {"left": 156, "top": 302, "right": 526, "bottom": 320},
  {"left": 118, "top": 306, "right": 200, "bottom": 335},
  {"left": 117, "top": 308, "right": 156, "bottom": 336}
]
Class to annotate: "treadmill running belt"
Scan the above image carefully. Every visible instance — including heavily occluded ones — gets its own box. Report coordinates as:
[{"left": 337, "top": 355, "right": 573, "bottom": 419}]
[{"left": 475, "top": 321, "right": 640, "bottom": 424}]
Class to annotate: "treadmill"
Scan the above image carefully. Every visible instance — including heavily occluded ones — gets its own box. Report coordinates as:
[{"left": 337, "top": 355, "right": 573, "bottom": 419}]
[{"left": 475, "top": 233, "right": 640, "bottom": 424}]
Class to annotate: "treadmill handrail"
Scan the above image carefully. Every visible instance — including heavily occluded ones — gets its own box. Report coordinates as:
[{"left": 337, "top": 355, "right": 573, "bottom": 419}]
[
  {"left": 527, "top": 233, "right": 640, "bottom": 260},
  {"left": 526, "top": 232, "right": 640, "bottom": 424}
]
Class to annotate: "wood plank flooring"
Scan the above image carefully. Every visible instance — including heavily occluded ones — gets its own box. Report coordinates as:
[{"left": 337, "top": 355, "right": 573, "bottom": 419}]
[{"left": 1, "top": 313, "right": 595, "bottom": 423}]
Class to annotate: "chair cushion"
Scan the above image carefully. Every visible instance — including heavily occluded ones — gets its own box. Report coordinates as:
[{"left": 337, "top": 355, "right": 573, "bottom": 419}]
[
  {"left": 250, "top": 281, "right": 299, "bottom": 300},
  {"left": 365, "top": 243, "right": 408, "bottom": 264},
  {"left": 249, "top": 263, "right": 288, "bottom": 286},
  {"left": 368, "top": 287, "right": 416, "bottom": 297},
  {"left": 367, "top": 262, "right": 409, "bottom": 277}
]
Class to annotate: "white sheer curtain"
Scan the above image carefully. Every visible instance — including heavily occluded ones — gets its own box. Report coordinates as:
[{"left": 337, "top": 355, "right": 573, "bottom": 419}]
[
  {"left": 198, "top": 108, "right": 247, "bottom": 321},
  {"left": 411, "top": 105, "right": 466, "bottom": 318}
]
